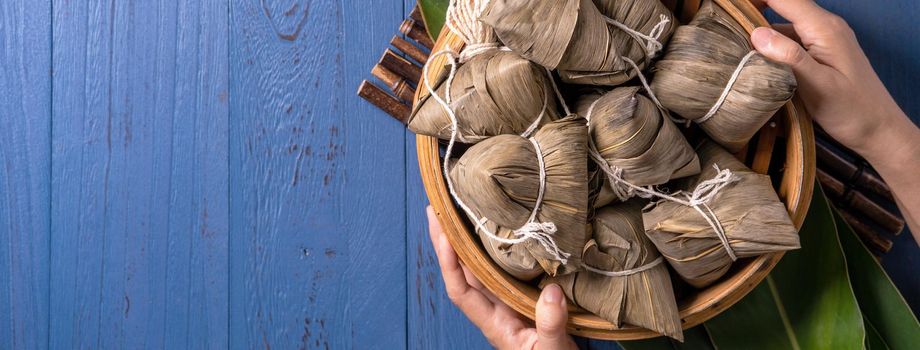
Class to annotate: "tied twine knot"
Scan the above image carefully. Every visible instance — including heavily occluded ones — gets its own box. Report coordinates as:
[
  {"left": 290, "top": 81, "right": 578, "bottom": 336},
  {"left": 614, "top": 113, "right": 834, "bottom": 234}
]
[
  {"left": 446, "top": 0, "right": 510, "bottom": 63},
  {"left": 593, "top": 149, "right": 740, "bottom": 261},
  {"left": 550, "top": 50, "right": 740, "bottom": 261},
  {"left": 422, "top": 48, "right": 570, "bottom": 264}
]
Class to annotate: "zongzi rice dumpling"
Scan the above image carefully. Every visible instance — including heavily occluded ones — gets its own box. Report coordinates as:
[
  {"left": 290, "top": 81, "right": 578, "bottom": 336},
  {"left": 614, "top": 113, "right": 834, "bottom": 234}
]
[
  {"left": 579, "top": 87, "right": 700, "bottom": 191},
  {"left": 482, "top": 0, "right": 676, "bottom": 86},
  {"left": 643, "top": 141, "right": 800, "bottom": 288},
  {"left": 450, "top": 116, "right": 590, "bottom": 276},
  {"left": 543, "top": 201, "right": 682, "bottom": 340},
  {"left": 650, "top": 0, "right": 796, "bottom": 152},
  {"left": 409, "top": 0, "right": 560, "bottom": 142}
]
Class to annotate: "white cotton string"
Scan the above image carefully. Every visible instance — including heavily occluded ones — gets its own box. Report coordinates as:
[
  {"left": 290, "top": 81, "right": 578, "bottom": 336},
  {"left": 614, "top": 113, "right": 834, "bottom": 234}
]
[
  {"left": 446, "top": 0, "right": 509, "bottom": 63},
  {"left": 520, "top": 90, "right": 549, "bottom": 138},
  {"left": 697, "top": 50, "right": 757, "bottom": 124},
  {"left": 545, "top": 68, "right": 572, "bottom": 116},
  {"left": 584, "top": 256, "right": 664, "bottom": 277},
  {"left": 620, "top": 56, "right": 690, "bottom": 127},
  {"left": 510, "top": 138, "right": 571, "bottom": 263},
  {"left": 446, "top": 0, "right": 495, "bottom": 46},
  {"left": 422, "top": 50, "right": 570, "bottom": 263},
  {"left": 584, "top": 96, "right": 603, "bottom": 123},
  {"left": 605, "top": 14, "right": 670, "bottom": 57}
]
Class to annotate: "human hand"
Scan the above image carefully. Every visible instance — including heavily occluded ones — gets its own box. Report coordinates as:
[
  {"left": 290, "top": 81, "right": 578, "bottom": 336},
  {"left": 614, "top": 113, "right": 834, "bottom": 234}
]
[
  {"left": 426, "top": 206, "right": 579, "bottom": 350},
  {"left": 750, "top": 0, "right": 920, "bottom": 241},
  {"left": 750, "top": 0, "right": 917, "bottom": 158}
]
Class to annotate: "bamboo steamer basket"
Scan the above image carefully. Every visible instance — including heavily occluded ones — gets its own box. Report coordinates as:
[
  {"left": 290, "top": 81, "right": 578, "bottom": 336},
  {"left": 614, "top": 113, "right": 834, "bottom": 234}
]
[{"left": 414, "top": 0, "right": 816, "bottom": 340}]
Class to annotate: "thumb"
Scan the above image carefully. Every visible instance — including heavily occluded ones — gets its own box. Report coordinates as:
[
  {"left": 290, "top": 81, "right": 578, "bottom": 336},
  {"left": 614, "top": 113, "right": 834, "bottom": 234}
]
[
  {"left": 751, "top": 26, "right": 819, "bottom": 74},
  {"left": 534, "top": 284, "right": 574, "bottom": 350}
]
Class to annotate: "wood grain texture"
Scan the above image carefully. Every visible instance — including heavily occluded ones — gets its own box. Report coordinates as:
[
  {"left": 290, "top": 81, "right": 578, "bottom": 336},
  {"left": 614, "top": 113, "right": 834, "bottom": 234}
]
[
  {"left": 0, "top": 1, "right": 51, "bottom": 349},
  {"left": 50, "top": 1, "right": 229, "bottom": 348},
  {"left": 229, "top": 0, "right": 406, "bottom": 348}
]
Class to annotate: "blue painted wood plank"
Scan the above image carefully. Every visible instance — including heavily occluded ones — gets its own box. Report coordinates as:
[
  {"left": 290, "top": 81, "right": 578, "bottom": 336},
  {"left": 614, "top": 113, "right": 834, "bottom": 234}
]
[
  {"left": 50, "top": 1, "right": 229, "bottom": 349},
  {"left": 0, "top": 1, "right": 51, "bottom": 349},
  {"left": 228, "top": 0, "right": 406, "bottom": 348}
]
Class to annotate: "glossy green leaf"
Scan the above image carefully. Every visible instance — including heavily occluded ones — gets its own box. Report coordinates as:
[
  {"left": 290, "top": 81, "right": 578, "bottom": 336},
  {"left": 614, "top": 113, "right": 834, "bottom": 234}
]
[
  {"left": 834, "top": 207, "right": 920, "bottom": 349},
  {"left": 705, "top": 184, "right": 865, "bottom": 349},
  {"left": 418, "top": 0, "right": 449, "bottom": 40},
  {"left": 618, "top": 325, "right": 715, "bottom": 350}
]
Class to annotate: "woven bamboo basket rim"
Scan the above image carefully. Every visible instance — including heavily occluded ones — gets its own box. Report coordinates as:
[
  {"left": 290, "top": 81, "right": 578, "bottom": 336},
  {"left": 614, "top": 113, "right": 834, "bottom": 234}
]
[{"left": 414, "top": 0, "right": 816, "bottom": 340}]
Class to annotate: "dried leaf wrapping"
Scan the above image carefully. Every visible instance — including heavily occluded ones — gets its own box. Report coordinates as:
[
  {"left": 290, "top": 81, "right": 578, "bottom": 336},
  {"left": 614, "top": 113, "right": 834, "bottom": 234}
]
[
  {"left": 469, "top": 215, "right": 543, "bottom": 281},
  {"left": 589, "top": 166, "right": 618, "bottom": 210},
  {"left": 409, "top": 50, "right": 560, "bottom": 142},
  {"left": 482, "top": 0, "right": 675, "bottom": 86},
  {"left": 450, "top": 116, "right": 590, "bottom": 276},
  {"left": 578, "top": 87, "right": 700, "bottom": 186},
  {"left": 650, "top": 0, "right": 796, "bottom": 152},
  {"left": 643, "top": 141, "right": 800, "bottom": 288},
  {"left": 544, "top": 201, "right": 682, "bottom": 340}
]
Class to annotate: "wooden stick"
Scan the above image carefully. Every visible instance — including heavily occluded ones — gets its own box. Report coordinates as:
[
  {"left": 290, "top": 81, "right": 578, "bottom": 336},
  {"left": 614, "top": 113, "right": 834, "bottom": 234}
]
[
  {"left": 816, "top": 140, "right": 894, "bottom": 202},
  {"left": 817, "top": 169, "right": 905, "bottom": 235},
  {"left": 409, "top": 6, "right": 424, "bottom": 23},
  {"left": 391, "top": 35, "right": 429, "bottom": 64},
  {"left": 379, "top": 49, "right": 422, "bottom": 86},
  {"left": 837, "top": 207, "right": 893, "bottom": 255},
  {"left": 371, "top": 64, "right": 416, "bottom": 102},
  {"left": 400, "top": 18, "right": 435, "bottom": 49},
  {"left": 358, "top": 81, "right": 410, "bottom": 124}
]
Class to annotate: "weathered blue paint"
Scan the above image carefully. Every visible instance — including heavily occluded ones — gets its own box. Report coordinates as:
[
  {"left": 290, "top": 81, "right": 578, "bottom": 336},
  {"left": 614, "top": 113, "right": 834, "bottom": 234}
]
[
  {"left": 0, "top": 1, "right": 51, "bottom": 349},
  {"left": 228, "top": 0, "right": 406, "bottom": 349},
  {"left": 49, "top": 1, "right": 230, "bottom": 349},
  {"left": 0, "top": 0, "right": 916, "bottom": 349}
]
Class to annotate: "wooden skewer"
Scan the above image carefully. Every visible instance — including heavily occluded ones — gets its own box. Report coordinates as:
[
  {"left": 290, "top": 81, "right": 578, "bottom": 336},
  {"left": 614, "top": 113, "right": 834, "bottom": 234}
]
[
  {"left": 409, "top": 6, "right": 424, "bottom": 23},
  {"left": 837, "top": 207, "right": 893, "bottom": 256},
  {"left": 371, "top": 65, "right": 416, "bottom": 102},
  {"left": 358, "top": 81, "right": 410, "bottom": 124},
  {"left": 379, "top": 49, "right": 422, "bottom": 86},
  {"left": 400, "top": 18, "right": 435, "bottom": 49},
  {"left": 391, "top": 35, "right": 429, "bottom": 64},
  {"left": 817, "top": 168, "right": 905, "bottom": 235},
  {"left": 816, "top": 140, "right": 894, "bottom": 202}
]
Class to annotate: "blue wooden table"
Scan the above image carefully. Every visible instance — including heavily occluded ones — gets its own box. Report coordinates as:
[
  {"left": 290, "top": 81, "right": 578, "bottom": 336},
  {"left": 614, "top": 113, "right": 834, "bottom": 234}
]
[{"left": 0, "top": 0, "right": 916, "bottom": 349}]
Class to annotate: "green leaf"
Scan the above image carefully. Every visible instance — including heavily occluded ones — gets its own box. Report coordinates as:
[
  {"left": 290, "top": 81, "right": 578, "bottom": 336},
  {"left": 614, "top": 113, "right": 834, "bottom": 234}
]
[
  {"left": 418, "top": 0, "right": 449, "bottom": 40},
  {"left": 618, "top": 325, "right": 715, "bottom": 350},
  {"left": 705, "top": 184, "right": 865, "bottom": 349},
  {"left": 834, "top": 207, "right": 920, "bottom": 349},
  {"left": 864, "top": 318, "right": 889, "bottom": 350}
]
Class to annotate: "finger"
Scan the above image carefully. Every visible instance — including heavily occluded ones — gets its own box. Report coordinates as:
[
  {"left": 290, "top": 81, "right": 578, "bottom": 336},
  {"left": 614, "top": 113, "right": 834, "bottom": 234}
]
[
  {"left": 535, "top": 284, "right": 574, "bottom": 350},
  {"left": 771, "top": 23, "right": 801, "bottom": 44},
  {"left": 429, "top": 210, "right": 496, "bottom": 328},
  {"left": 460, "top": 264, "right": 502, "bottom": 304},
  {"left": 751, "top": 27, "right": 821, "bottom": 74},
  {"left": 761, "top": 0, "right": 831, "bottom": 26},
  {"left": 426, "top": 206, "right": 443, "bottom": 250}
]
